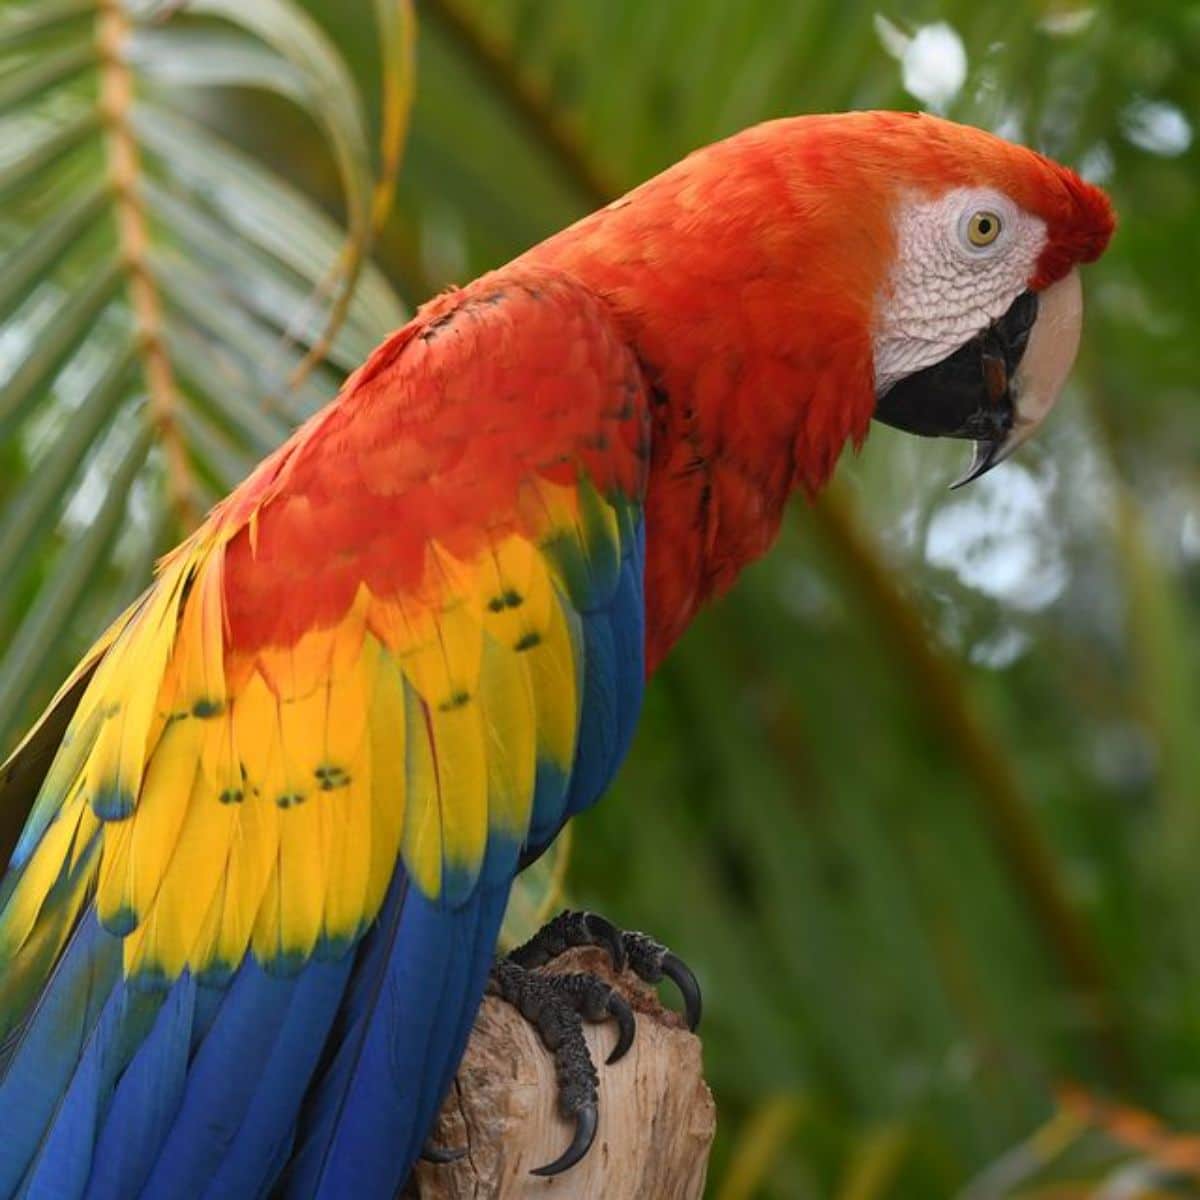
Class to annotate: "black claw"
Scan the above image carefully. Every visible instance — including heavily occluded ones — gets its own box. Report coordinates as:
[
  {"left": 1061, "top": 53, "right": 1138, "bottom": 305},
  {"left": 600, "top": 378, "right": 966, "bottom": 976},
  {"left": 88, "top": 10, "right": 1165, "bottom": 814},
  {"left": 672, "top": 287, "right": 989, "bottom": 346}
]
[
  {"left": 530, "top": 1102, "right": 598, "bottom": 1178},
  {"left": 582, "top": 911, "right": 627, "bottom": 973},
  {"left": 661, "top": 951, "right": 703, "bottom": 1031},
  {"left": 605, "top": 991, "right": 636, "bottom": 1064},
  {"left": 420, "top": 1143, "right": 467, "bottom": 1165},
  {"left": 623, "top": 932, "right": 704, "bottom": 1031}
]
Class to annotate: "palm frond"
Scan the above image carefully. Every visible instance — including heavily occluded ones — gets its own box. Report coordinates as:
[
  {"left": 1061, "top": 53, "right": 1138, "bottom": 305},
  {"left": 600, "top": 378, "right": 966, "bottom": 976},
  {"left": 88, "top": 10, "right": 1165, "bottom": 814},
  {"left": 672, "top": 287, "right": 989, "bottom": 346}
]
[{"left": 0, "top": 0, "right": 410, "bottom": 747}]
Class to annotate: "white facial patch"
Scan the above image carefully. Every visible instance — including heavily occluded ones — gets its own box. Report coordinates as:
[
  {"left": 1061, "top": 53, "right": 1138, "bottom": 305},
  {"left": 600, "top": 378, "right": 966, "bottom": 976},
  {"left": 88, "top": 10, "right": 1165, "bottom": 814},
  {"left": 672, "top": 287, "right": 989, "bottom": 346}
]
[{"left": 873, "top": 187, "right": 1048, "bottom": 394}]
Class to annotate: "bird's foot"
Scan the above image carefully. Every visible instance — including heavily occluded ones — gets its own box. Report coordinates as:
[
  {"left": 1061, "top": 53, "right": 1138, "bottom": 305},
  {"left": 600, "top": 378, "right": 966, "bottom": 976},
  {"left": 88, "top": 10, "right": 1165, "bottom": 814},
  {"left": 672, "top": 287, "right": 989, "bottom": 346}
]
[
  {"left": 488, "top": 909, "right": 702, "bottom": 1176},
  {"left": 508, "top": 909, "right": 703, "bottom": 1031}
]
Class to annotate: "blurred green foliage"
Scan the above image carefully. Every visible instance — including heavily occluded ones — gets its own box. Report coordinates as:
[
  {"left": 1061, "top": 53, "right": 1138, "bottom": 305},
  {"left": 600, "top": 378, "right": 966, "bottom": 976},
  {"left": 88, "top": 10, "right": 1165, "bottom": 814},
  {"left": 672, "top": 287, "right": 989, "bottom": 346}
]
[{"left": 2, "top": 0, "right": 1200, "bottom": 1195}]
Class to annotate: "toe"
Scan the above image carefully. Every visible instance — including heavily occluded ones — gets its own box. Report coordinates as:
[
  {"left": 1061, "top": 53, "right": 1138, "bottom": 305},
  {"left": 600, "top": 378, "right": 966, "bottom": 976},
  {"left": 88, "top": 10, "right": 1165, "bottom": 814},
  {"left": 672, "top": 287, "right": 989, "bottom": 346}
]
[
  {"left": 623, "top": 933, "right": 704, "bottom": 1031},
  {"left": 581, "top": 911, "right": 628, "bottom": 973},
  {"left": 420, "top": 1141, "right": 467, "bottom": 1165}
]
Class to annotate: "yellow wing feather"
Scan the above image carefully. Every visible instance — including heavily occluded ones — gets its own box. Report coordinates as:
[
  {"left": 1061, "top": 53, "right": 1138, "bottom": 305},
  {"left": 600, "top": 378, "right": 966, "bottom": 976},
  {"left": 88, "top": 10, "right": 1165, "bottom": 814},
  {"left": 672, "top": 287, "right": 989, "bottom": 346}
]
[
  {"left": 363, "top": 642, "right": 407, "bottom": 921},
  {"left": 0, "top": 477, "right": 632, "bottom": 986}
]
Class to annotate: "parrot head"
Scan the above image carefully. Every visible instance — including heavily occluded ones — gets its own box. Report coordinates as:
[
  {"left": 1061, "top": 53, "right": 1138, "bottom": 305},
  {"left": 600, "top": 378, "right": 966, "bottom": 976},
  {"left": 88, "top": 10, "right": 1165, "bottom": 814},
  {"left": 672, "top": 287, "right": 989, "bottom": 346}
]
[
  {"left": 855, "top": 113, "right": 1115, "bottom": 486},
  {"left": 528, "top": 111, "right": 1115, "bottom": 661},
  {"left": 534, "top": 110, "right": 1114, "bottom": 492}
]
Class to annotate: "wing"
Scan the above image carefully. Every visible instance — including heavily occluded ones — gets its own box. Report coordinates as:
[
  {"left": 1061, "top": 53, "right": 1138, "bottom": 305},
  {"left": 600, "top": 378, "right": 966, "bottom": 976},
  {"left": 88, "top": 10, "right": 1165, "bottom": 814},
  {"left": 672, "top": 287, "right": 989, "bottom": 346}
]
[{"left": 0, "top": 269, "right": 650, "bottom": 1199}]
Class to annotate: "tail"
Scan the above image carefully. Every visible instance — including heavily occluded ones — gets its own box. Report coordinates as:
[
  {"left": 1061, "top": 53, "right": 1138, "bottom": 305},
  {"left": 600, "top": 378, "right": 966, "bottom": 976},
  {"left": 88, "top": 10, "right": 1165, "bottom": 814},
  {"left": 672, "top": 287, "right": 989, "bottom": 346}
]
[{"left": 0, "top": 856, "right": 509, "bottom": 1199}]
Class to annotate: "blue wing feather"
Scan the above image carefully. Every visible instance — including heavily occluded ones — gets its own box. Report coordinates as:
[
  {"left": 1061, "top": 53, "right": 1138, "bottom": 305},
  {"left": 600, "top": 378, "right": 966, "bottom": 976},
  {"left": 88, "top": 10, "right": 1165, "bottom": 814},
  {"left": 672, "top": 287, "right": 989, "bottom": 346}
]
[
  {"left": 84, "top": 976, "right": 197, "bottom": 1200},
  {"left": 564, "top": 511, "right": 646, "bottom": 822},
  {"left": 135, "top": 958, "right": 342, "bottom": 1198},
  {"left": 21, "top": 968, "right": 146, "bottom": 1198},
  {"left": 0, "top": 914, "right": 119, "bottom": 1195},
  {"left": 280, "top": 872, "right": 508, "bottom": 1198},
  {"left": 201, "top": 957, "right": 354, "bottom": 1199}
]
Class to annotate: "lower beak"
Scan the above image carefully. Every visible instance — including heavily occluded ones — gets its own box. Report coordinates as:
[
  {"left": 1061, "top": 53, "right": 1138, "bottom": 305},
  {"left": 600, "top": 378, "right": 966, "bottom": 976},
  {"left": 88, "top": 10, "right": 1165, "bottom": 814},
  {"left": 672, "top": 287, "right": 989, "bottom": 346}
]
[
  {"left": 951, "top": 269, "right": 1083, "bottom": 488},
  {"left": 873, "top": 269, "right": 1084, "bottom": 488}
]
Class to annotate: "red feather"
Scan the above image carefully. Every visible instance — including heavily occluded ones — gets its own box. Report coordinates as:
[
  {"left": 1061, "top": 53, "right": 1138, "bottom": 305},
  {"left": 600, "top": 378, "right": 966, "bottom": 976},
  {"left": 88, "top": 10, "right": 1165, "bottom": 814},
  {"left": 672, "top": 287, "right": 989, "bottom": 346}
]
[{"left": 214, "top": 270, "right": 649, "bottom": 655}]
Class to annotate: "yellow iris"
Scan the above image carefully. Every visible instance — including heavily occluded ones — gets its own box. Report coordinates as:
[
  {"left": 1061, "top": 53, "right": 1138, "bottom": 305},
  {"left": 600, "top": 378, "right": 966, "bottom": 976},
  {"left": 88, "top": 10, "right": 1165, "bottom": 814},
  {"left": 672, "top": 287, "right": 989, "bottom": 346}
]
[{"left": 967, "top": 210, "right": 1002, "bottom": 247}]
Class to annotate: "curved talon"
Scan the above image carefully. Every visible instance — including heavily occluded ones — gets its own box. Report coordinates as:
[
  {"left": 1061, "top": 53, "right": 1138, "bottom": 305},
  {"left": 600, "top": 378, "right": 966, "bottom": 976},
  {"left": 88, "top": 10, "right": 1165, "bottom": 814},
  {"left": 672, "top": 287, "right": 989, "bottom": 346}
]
[
  {"left": 530, "top": 1102, "right": 598, "bottom": 1177},
  {"left": 661, "top": 950, "right": 703, "bottom": 1031},
  {"left": 605, "top": 991, "right": 636, "bottom": 1064},
  {"left": 420, "top": 1143, "right": 467, "bottom": 1165},
  {"left": 583, "top": 911, "right": 627, "bottom": 973}
]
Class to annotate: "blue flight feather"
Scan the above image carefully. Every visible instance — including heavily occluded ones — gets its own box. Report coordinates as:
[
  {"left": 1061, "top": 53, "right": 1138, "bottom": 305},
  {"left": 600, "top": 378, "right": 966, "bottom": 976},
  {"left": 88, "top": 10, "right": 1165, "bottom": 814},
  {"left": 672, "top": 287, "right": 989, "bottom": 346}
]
[
  {"left": 282, "top": 877, "right": 508, "bottom": 1198},
  {"left": 0, "top": 914, "right": 120, "bottom": 1195},
  {"left": 566, "top": 519, "right": 646, "bottom": 817},
  {"left": 202, "top": 957, "right": 354, "bottom": 1198},
  {"left": 84, "top": 975, "right": 197, "bottom": 1200},
  {"left": 137, "top": 964, "right": 299, "bottom": 1196},
  {"left": 22, "top": 977, "right": 168, "bottom": 1197}
]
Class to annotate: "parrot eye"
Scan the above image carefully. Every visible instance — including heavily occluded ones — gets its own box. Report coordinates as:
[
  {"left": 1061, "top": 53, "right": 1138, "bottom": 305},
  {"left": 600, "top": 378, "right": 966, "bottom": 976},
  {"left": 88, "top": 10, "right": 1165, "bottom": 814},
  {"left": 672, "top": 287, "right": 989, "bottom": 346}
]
[{"left": 964, "top": 209, "right": 1003, "bottom": 249}]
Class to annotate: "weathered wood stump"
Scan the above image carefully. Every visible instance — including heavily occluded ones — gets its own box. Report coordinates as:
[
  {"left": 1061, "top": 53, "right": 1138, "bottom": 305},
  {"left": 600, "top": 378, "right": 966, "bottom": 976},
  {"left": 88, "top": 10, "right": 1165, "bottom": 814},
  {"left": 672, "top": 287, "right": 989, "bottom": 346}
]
[{"left": 407, "top": 946, "right": 716, "bottom": 1198}]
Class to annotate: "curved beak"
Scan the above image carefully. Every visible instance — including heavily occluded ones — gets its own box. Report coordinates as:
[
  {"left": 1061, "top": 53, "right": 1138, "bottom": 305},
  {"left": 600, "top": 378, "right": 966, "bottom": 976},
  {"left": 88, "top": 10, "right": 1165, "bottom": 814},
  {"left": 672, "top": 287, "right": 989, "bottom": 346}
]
[
  {"left": 873, "top": 269, "right": 1085, "bottom": 488},
  {"left": 950, "top": 269, "right": 1083, "bottom": 488}
]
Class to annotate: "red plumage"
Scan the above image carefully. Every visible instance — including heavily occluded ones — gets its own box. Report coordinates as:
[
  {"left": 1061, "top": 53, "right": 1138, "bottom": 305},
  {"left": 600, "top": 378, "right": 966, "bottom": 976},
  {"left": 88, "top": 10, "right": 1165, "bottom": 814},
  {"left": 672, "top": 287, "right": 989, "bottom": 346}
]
[
  {"left": 529, "top": 111, "right": 1112, "bottom": 665},
  {"left": 214, "top": 271, "right": 649, "bottom": 653}
]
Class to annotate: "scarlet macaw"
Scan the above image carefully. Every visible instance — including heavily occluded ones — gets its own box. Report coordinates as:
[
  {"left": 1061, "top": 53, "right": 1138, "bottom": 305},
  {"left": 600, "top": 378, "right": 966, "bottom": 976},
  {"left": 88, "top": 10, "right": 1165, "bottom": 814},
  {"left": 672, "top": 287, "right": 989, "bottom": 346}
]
[{"left": 0, "top": 112, "right": 1112, "bottom": 1197}]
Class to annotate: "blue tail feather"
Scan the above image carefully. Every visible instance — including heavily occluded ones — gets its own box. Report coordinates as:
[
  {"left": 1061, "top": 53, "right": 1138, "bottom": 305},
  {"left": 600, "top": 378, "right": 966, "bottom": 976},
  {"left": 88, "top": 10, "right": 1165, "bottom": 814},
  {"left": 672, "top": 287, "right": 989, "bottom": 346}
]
[
  {"left": 202, "top": 956, "right": 354, "bottom": 1199},
  {"left": 22, "top": 970, "right": 167, "bottom": 1199},
  {"left": 0, "top": 914, "right": 120, "bottom": 1196},
  {"left": 83, "top": 975, "right": 197, "bottom": 1200},
  {"left": 282, "top": 873, "right": 509, "bottom": 1198}
]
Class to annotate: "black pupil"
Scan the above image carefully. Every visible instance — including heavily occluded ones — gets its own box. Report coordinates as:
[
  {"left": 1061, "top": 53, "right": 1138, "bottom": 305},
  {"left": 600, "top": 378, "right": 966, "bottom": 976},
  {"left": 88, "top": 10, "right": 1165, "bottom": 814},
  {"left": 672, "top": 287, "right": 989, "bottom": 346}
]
[{"left": 978, "top": 217, "right": 992, "bottom": 234}]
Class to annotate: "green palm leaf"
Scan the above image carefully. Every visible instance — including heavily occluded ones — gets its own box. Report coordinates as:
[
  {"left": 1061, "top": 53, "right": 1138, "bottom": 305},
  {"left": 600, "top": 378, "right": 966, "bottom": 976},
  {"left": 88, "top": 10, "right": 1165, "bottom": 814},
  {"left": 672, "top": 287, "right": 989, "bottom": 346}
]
[{"left": 0, "top": 0, "right": 410, "bottom": 746}]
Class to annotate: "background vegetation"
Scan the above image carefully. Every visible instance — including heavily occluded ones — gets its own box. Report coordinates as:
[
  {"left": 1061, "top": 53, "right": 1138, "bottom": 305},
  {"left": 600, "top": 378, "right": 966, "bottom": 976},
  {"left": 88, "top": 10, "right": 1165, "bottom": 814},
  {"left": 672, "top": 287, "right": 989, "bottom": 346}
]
[{"left": 1, "top": 0, "right": 1198, "bottom": 1195}]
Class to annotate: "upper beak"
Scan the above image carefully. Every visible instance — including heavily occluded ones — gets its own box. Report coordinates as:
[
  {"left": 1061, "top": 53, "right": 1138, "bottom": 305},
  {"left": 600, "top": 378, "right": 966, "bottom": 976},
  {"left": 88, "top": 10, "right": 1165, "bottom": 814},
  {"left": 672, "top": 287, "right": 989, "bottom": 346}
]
[
  {"left": 873, "top": 269, "right": 1085, "bottom": 488},
  {"left": 950, "top": 269, "right": 1083, "bottom": 488}
]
